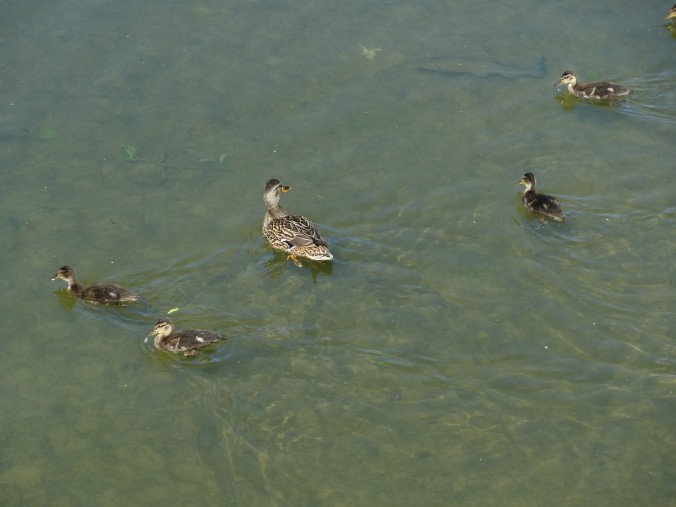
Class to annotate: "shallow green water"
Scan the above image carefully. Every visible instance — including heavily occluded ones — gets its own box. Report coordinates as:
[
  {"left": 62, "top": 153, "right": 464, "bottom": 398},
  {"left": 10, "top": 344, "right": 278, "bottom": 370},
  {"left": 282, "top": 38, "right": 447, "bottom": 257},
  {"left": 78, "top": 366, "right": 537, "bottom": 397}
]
[{"left": 1, "top": 0, "right": 675, "bottom": 505}]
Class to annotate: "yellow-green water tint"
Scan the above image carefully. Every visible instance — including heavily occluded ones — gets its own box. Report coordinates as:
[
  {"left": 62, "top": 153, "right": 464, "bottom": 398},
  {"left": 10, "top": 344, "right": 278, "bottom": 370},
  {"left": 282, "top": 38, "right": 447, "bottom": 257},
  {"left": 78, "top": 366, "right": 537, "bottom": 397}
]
[{"left": 0, "top": 0, "right": 674, "bottom": 505}]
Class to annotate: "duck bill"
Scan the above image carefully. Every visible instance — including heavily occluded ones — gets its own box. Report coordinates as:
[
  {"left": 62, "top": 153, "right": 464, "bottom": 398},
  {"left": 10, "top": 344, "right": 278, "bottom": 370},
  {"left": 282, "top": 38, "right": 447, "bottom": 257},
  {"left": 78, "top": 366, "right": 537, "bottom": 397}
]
[
  {"left": 281, "top": 185, "right": 290, "bottom": 193},
  {"left": 554, "top": 79, "right": 563, "bottom": 88}
]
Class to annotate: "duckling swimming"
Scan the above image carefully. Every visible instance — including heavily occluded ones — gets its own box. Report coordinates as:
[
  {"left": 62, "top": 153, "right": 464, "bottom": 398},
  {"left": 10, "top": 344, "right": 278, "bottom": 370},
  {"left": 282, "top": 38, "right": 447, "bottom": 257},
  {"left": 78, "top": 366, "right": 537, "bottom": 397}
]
[
  {"left": 555, "top": 70, "right": 630, "bottom": 100},
  {"left": 517, "top": 172, "right": 566, "bottom": 222},
  {"left": 262, "top": 178, "right": 333, "bottom": 263},
  {"left": 147, "top": 317, "right": 225, "bottom": 356},
  {"left": 52, "top": 265, "right": 140, "bottom": 305}
]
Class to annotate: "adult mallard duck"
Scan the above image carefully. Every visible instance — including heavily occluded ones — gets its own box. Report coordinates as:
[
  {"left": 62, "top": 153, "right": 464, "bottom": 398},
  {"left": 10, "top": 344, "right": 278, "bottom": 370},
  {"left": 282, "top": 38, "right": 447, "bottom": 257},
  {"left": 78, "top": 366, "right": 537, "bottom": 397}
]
[
  {"left": 146, "top": 317, "right": 225, "bottom": 356},
  {"left": 554, "top": 70, "right": 630, "bottom": 100},
  {"left": 262, "top": 178, "right": 333, "bottom": 263},
  {"left": 517, "top": 172, "right": 566, "bottom": 222},
  {"left": 52, "top": 265, "right": 140, "bottom": 305},
  {"left": 666, "top": 4, "right": 676, "bottom": 20}
]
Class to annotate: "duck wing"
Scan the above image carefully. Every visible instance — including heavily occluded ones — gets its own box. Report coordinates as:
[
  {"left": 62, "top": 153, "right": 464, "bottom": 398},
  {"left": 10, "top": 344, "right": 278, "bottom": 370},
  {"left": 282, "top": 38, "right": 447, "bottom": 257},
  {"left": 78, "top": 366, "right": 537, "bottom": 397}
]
[
  {"left": 274, "top": 215, "right": 328, "bottom": 248},
  {"left": 82, "top": 284, "right": 139, "bottom": 304},
  {"left": 164, "top": 330, "right": 224, "bottom": 352},
  {"left": 524, "top": 193, "right": 565, "bottom": 221},
  {"left": 579, "top": 81, "right": 630, "bottom": 99}
]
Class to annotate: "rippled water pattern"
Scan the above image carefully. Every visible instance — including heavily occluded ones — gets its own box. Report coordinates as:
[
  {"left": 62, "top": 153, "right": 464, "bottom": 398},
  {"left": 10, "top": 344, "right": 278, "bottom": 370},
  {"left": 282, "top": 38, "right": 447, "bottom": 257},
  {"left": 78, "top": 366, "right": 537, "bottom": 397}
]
[{"left": 1, "top": 1, "right": 675, "bottom": 505}]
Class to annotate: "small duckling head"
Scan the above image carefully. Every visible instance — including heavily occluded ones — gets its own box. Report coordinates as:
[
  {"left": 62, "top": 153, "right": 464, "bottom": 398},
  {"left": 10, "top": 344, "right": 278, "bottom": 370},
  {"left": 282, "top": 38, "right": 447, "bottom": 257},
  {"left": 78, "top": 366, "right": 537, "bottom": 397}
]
[
  {"left": 517, "top": 172, "right": 536, "bottom": 191},
  {"left": 555, "top": 70, "right": 578, "bottom": 88},
  {"left": 666, "top": 4, "right": 676, "bottom": 20},
  {"left": 148, "top": 317, "right": 174, "bottom": 340},
  {"left": 53, "top": 265, "right": 76, "bottom": 283},
  {"left": 264, "top": 179, "right": 291, "bottom": 211}
]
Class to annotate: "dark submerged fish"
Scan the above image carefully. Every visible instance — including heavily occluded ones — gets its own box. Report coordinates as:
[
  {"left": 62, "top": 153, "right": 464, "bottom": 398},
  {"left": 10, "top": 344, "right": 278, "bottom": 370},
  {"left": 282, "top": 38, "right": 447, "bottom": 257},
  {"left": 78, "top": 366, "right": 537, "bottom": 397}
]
[
  {"left": 0, "top": 125, "right": 30, "bottom": 140},
  {"left": 416, "top": 56, "right": 546, "bottom": 80}
]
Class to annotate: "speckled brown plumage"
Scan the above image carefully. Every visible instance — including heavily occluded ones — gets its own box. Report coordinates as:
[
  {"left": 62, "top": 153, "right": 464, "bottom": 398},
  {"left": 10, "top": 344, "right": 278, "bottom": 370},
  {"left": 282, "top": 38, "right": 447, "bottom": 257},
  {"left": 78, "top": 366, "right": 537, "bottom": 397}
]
[{"left": 262, "top": 179, "right": 333, "bottom": 262}]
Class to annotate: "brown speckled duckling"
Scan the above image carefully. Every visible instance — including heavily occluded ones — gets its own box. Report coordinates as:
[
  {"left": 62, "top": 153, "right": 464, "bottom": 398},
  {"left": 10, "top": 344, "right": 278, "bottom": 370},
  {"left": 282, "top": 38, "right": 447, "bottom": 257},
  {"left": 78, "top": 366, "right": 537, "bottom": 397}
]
[
  {"left": 517, "top": 172, "right": 566, "bottom": 222},
  {"left": 52, "top": 265, "right": 139, "bottom": 305},
  {"left": 262, "top": 178, "right": 333, "bottom": 263},
  {"left": 147, "top": 317, "right": 225, "bottom": 356},
  {"left": 555, "top": 70, "right": 630, "bottom": 100}
]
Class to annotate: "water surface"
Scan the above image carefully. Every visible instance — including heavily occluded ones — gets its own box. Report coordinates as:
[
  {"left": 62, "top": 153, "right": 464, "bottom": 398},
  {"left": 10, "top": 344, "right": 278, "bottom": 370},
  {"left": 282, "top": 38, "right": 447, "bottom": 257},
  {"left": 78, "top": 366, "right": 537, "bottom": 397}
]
[{"left": 1, "top": 0, "right": 674, "bottom": 505}]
